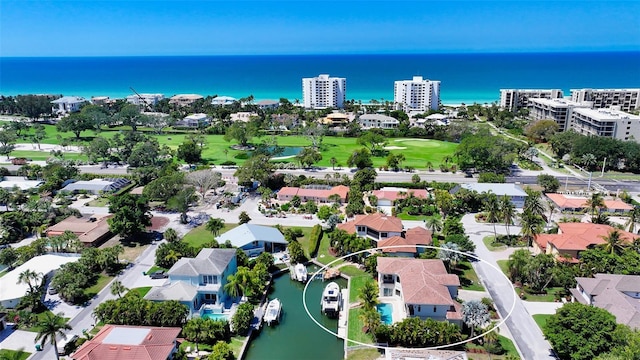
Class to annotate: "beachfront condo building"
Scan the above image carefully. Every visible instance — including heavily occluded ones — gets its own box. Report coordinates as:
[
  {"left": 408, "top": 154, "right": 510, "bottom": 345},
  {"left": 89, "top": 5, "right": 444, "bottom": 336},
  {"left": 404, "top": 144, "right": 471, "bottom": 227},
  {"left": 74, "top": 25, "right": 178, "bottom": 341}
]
[
  {"left": 499, "top": 89, "right": 563, "bottom": 112},
  {"left": 393, "top": 76, "right": 440, "bottom": 114},
  {"left": 569, "top": 107, "right": 640, "bottom": 142},
  {"left": 126, "top": 93, "right": 165, "bottom": 107},
  {"left": 570, "top": 88, "right": 640, "bottom": 112},
  {"left": 528, "top": 98, "right": 590, "bottom": 131},
  {"left": 302, "top": 74, "right": 346, "bottom": 109}
]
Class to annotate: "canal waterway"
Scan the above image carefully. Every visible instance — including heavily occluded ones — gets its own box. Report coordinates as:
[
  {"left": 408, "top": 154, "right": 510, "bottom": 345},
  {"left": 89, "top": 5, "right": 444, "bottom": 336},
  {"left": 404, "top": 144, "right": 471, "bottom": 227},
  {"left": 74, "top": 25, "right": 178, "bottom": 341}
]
[{"left": 244, "top": 266, "right": 347, "bottom": 360}]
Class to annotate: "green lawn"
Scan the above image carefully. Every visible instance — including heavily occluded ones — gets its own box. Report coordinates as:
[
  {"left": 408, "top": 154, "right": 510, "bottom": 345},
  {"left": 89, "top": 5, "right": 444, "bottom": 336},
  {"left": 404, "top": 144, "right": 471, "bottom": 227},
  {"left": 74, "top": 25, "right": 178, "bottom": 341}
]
[
  {"left": 457, "top": 261, "right": 485, "bottom": 291},
  {"left": 498, "top": 335, "right": 520, "bottom": 359},
  {"left": 86, "top": 196, "right": 110, "bottom": 207},
  {"left": 84, "top": 273, "right": 114, "bottom": 298},
  {"left": 0, "top": 349, "right": 30, "bottom": 360},
  {"left": 522, "top": 287, "right": 566, "bottom": 302},
  {"left": 482, "top": 236, "right": 507, "bottom": 251},
  {"left": 280, "top": 226, "right": 313, "bottom": 258},
  {"left": 348, "top": 275, "right": 373, "bottom": 303},
  {"left": 145, "top": 265, "right": 167, "bottom": 275},
  {"left": 340, "top": 265, "right": 367, "bottom": 278},
  {"left": 0, "top": 150, "right": 86, "bottom": 162},
  {"left": 182, "top": 223, "right": 238, "bottom": 250},
  {"left": 25, "top": 311, "right": 70, "bottom": 332},
  {"left": 533, "top": 314, "right": 552, "bottom": 332},
  {"left": 346, "top": 348, "right": 382, "bottom": 360},
  {"left": 229, "top": 336, "right": 246, "bottom": 358},
  {"left": 13, "top": 124, "right": 459, "bottom": 169},
  {"left": 497, "top": 260, "right": 509, "bottom": 277},
  {"left": 316, "top": 231, "right": 344, "bottom": 266},
  {"left": 347, "top": 308, "right": 374, "bottom": 345},
  {"left": 128, "top": 286, "right": 152, "bottom": 297}
]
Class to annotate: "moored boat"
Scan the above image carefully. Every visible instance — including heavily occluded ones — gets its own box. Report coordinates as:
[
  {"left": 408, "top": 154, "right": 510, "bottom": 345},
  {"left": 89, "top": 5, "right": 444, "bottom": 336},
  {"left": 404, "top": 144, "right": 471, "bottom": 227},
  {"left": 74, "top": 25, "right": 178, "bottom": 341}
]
[
  {"left": 321, "top": 282, "right": 341, "bottom": 317},
  {"left": 294, "top": 263, "right": 308, "bottom": 282},
  {"left": 263, "top": 298, "right": 282, "bottom": 326}
]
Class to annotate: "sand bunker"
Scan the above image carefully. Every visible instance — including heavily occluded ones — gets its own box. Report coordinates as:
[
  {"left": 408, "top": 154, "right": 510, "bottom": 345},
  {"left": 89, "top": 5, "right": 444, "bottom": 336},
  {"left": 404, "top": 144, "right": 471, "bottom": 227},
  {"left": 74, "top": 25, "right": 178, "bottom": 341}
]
[{"left": 384, "top": 146, "right": 407, "bottom": 150}]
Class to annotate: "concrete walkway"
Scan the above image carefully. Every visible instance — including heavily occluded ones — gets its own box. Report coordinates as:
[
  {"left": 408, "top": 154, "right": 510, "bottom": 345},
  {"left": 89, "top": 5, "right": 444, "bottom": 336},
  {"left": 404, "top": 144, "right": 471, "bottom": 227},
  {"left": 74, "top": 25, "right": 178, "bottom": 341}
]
[{"left": 0, "top": 329, "right": 38, "bottom": 353}]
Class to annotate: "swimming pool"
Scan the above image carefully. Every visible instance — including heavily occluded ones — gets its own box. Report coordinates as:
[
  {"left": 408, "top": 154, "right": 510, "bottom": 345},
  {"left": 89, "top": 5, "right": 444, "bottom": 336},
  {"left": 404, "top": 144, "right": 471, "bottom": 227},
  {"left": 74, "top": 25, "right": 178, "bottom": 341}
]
[
  {"left": 377, "top": 303, "right": 393, "bottom": 325},
  {"left": 202, "top": 310, "right": 229, "bottom": 322}
]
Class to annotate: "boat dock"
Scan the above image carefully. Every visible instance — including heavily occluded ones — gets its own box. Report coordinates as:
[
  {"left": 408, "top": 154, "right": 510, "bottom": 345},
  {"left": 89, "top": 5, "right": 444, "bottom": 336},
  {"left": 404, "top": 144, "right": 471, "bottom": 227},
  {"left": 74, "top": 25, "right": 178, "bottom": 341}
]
[{"left": 337, "top": 288, "right": 349, "bottom": 339}]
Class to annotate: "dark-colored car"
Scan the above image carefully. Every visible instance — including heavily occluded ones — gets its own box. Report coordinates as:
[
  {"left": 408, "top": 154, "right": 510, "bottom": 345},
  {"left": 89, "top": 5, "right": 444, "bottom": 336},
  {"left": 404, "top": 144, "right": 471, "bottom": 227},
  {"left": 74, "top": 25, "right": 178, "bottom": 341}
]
[{"left": 149, "top": 270, "right": 168, "bottom": 279}]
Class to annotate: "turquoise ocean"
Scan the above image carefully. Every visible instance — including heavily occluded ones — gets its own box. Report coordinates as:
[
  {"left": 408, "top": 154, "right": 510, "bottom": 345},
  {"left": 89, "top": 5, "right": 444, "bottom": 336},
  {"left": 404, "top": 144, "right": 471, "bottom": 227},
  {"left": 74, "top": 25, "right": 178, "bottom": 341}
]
[{"left": 1, "top": 52, "right": 639, "bottom": 105}]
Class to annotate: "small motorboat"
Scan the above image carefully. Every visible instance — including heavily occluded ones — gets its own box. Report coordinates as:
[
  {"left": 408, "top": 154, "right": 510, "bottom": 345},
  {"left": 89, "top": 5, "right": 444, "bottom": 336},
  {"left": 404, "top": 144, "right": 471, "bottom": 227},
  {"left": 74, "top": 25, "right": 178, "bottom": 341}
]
[
  {"left": 294, "top": 263, "right": 308, "bottom": 282},
  {"left": 321, "top": 282, "right": 341, "bottom": 317},
  {"left": 263, "top": 298, "right": 282, "bottom": 326}
]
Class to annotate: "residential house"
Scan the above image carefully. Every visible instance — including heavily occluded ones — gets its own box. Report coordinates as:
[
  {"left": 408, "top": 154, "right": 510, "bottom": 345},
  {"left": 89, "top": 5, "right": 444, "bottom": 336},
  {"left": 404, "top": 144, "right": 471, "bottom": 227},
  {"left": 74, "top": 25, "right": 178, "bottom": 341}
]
[
  {"left": 377, "top": 257, "right": 462, "bottom": 326},
  {"left": 277, "top": 185, "right": 349, "bottom": 204},
  {"left": 169, "top": 94, "right": 204, "bottom": 106},
  {"left": 145, "top": 248, "right": 237, "bottom": 315},
  {"left": 230, "top": 112, "right": 258, "bottom": 122},
  {"left": 450, "top": 183, "right": 528, "bottom": 208},
  {"left": 125, "top": 93, "right": 165, "bottom": 107},
  {"left": 45, "top": 214, "right": 113, "bottom": 247},
  {"left": 415, "top": 113, "right": 449, "bottom": 126},
  {"left": 373, "top": 188, "right": 429, "bottom": 207},
  {"left": 546, "top": 193, "right": 633, "bottom": 213},
  {"left": 70, "top": 325, "right": 181, "bottom": 360},
  {"left": 270, "top": 113, "right": 299, "bottom": 129},
  {"left": 378, "top": 226, "right": 433, "bottom": 257},
  {"left": 337, "top": 213, "right": 403, "bottom": 242},
  {"left": 257, "top": 99, "right": 279, "bottom": 110},
  {"left": 321, "top": 112, "right": 350, "bottom": 127},
  {"left": 571, "top": 274, "right": 640, "bottom": 329},
  {"left": 215, "top": 224, "right": 287, "bottom": 257},
  {"left": 51, "top": 96, "right": 87, "bottom": 114},
  {"left": 533, "top": 222, "right": 638, "bottom": 262},
  {"left": 0, "top": 176, "right": 44, "bottom": 191},
  {"left": 90, "top": 96, "right": 113, "bottom": 105},
  {"left": 174, "top": 113, "right": 211, "bottom": 128},
  {"left": 0, "top": 254, "right": 80, "bottom": 308},
  {"left": 211, "top": 96, "right": 237, "bottom": 106},
  {"left": 358, "top": 114, "right": 399, "bottom": 129},
  {"left": 61, "top": 178, "right": 131, "bottom": 194}
]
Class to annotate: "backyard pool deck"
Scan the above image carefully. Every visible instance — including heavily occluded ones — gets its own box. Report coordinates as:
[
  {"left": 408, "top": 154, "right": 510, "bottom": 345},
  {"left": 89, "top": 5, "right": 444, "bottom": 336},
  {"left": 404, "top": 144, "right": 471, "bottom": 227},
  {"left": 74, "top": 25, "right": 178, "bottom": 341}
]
[{"left": 378, "top": 296, "right": 406, "bottom": 324}]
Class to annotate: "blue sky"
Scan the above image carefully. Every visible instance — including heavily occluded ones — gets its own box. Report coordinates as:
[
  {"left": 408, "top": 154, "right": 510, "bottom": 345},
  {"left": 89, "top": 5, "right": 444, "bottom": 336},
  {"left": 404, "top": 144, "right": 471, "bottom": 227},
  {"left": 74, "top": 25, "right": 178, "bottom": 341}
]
[{"left": 2, "top": 0, "right": 639, "bottom": 56}]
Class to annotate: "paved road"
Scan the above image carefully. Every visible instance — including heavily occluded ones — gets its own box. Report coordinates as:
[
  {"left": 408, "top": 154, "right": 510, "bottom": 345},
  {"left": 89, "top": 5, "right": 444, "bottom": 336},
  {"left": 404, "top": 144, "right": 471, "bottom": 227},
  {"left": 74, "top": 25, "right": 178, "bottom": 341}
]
[{"left": 462, "top": 214, "right": 557, "bottom": 360}]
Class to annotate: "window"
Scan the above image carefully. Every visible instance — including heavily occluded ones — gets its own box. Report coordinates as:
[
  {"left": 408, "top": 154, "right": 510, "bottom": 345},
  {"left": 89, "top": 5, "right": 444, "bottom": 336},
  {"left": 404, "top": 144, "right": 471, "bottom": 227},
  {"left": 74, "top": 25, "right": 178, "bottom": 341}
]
[
  {"left": 381, "top": 232, "right": 388, "bottom": 238},
  {"left": 433, "top": 306, "right": 437, "bottom": 313}
]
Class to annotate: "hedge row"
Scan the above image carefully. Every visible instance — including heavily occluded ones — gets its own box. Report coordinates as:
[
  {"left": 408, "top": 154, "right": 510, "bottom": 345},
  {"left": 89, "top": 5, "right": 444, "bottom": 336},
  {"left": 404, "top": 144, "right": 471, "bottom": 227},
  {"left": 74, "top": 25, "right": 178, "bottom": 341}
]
[{"left": 308, "top": 224, "right": 323, "bottom": 258}]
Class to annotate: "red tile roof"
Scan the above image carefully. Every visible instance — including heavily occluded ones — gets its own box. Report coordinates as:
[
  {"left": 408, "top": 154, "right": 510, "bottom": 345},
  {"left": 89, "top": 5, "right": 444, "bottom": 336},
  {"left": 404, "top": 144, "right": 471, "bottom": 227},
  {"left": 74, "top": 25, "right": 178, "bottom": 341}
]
[
  {"left": 339, "top": 213, "right": 404, "bottom": 234},
  {"left": 377, "top": 258, "right": 459, "bottom": 306},
  {"left": 547, "top": 193, "right": 633, "bottom": 211},
  {"left": 277, "top": 187, "right": 299, "bottom": 196},
  {"left": 552, "top": 223, "right": 637, "bottom": 251},
  {"left": 277, "top": 186, "right": 349, "bottom": 201},
  {"left": 373, "top": 189, "right": 429, "bottom": 202},
  {"left": 378, "top": 227, "right": 432, "bottom": 253},
  {"left": 71, "top": 325, "right": 181, "bottom": 360}
]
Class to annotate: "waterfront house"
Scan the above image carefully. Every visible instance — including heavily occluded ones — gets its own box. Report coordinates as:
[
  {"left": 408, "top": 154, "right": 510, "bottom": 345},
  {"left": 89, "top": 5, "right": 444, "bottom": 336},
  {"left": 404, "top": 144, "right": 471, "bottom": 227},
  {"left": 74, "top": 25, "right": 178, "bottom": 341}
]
[
  {"left": 51, "top": 96, "right": 87, "bottom": 114},
  {"left": 377, "top": 257, "right": 462, "bottom": 326},
  {"left": 358, "top": 114, "right": 399, "bottom": 129},
  {"left": 215, "top": 224, "right": 287, "bottom": 257},
  {"left": 169, "top": 94, "right": 204, "bottom": 106},
  {"left": 450, "top": 183, "right": 528, "bottom": 208},
  {"left": 533, "top": 222, "right": 638, "bottom": 262},
  {"left": 277, "top": 185, "right": 349, "bottom": 204},
  {"left": 373, "top": 188, "right": 429, "bottom": 207},
  {"left": 571, "top": 274, "right": 640, "bottom": 329},
  {"left": 144, "top": 248, "right": 237, "bottom": 315},
  {"left": 45, "top": 214, "right": 113, "bottom": 247},
  {"left": 378, "top": 226, "right": 432, "bottom": 257},
  {"left": 337, "top": 213, "right": 403, "bottom": 242},
  {"left": 385, "top": 348, "right": 468, "bottom": 360},
  {"left": 70, "top": 325, "right": 181, "bottom": 360},
  {"left": 546, "top": 193, "right": 633, "bottom": 213},
  {"left": 125, "top": 93, "right": 165, "bottom": 107}
]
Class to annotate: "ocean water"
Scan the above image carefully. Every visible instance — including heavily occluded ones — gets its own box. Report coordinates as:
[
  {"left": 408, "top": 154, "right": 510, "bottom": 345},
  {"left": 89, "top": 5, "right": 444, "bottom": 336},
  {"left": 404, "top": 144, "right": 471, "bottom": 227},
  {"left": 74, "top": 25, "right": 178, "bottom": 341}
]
[{"left": 1, "top": 52, "right": 639, "bottom": 105}]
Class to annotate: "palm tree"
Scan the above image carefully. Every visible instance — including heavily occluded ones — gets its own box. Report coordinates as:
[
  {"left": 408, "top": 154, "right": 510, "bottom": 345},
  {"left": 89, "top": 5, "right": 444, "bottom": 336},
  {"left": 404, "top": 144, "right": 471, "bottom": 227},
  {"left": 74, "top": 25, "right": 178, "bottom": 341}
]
[
  {"left": 519, "top": 209, "right": 544, "bottom": 247},
  {"left": 426, "top": 161, "right": 434, "bottom": 172},
  {"left": 585, "top": 192, "right": 605, "bottom": 218},
  {"left": 358, "top": 280, "right": 379, "bottom": 310},
  {"left": 438, "top": 242, "right": 462, "bottom": 271},
  {"left": 224, "top": 266, "right": 254, "bottom": 299},
  {"left": 546, "top": 199, "right": 556, "bottom": 229},
  {"left": 500, "top": 195, "right": 516, "bottom": 239},
  {"left": 330, "top": 157, "right": 337, "bottom": 170},
  {"left": 18, "top": 269, "right": 42, "bottom": 293},
  {"left": 359, "top": 307, "right": 382, "bottom": 336},
  {"left": 183, "top": 317, "right": 209, "bottom": 352},
  {"left": 483, "top": 321, "right": 500, "bottom": 359},
  {"left": 484, "top": 194, "right": 500, "bottom": 242},
  {"left": 110, "top": 280, "right": 128, "bottom": 298},
  {"left": 34, "top": 312, "right": 72, "bottom": 360},
  {"left": 524, "top": 188, "right": 545, "bottom": 218},
  {"left": 461, "top": 300, "right": 490, "bottom": 337},
  {"left": 600, "top": 229, "right": 628, "bottom": 255},
  {"left": 164, "top": 228, "right": 179, "bottom": 243},
  {"left": 206, "top": 218, "right": 225, "bottom": 237},
  {"left": 425, "top": 216, "right": 443, "bottom": 234},
  {"left": 626, "top": 207, "right": 640, "bottom": 233}
]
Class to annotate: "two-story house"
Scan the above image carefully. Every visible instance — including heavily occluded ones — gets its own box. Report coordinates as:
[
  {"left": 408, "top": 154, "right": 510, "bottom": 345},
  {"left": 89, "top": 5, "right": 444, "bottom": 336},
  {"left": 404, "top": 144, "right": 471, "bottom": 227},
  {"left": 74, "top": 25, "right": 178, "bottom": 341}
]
[
  {"left": 378, "top": 226, "right": 433, "bottom": 257},
  {"left": 450, "top": 183, "right": 528, "bottom": 208},
  {"left": 337, "top": 213, "right": 403, "bottom": 242},
  {"left": 377, "top": 257, "right": 462, "bottom": 326},
  {"left": 215, "top": 224, "right": 287, "bottom": 257},
  {"left": 144, "top": 248, "right": 237, "bottom": 316}
]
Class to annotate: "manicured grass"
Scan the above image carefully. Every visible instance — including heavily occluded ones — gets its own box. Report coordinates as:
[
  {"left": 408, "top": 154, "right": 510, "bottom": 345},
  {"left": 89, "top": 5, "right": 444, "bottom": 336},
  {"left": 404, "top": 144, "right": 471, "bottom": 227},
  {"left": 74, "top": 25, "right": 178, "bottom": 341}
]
[
  {"left": 533, "top": 314, "right": 552, "bottom": 332},
  {"left": 129, "top": 286, "right": 152, "bottom": 297},
  {"left": 229, "top": 336, "right": 246, "bottom": 358},
  {"left": 316, "top": 231, "right": 344, "bottom": 266},
  {"left": 84, "top": 273, "right": 114, "bottom": 298},
  {"left": 280, "top": 226, "right": 313, "bottom": 258},
  {"left": 346, "top": 348, "right": 382, "bottom": 360},
  {"left": 182, "top": 223, "right": 238, "bottom": 250},
  {"left": 396, "top": 212, "right": 428, "bottom": 221},
  {"left": 0, "top": 349, "right": 30, "bottom": 360},
  {"left": 25, "top": 311, "right": 71, "bottom": 332},
  {"left": 522, "top": 287, "right": 566, "bottom": 302},
  {"left": 347, "top": 308, "right": 374, "bottom": 345},
  {"left": 498, "top": 334, "right": 520, "bottom": 359},
  {"left": 145, "top": 265, "right": 167, "bottom": 275},
  {"left": 349, "top": 275, "right": 373, "bottom": 303},
  {"left": 457, "top": 261, "right": 485, "bottom": 291},
  {"left": 340, "top": 265, "right": 367, "bottom": 278},
  {"left": 86, "top": 196, "right": 110, "bottom": 207},
  {"left": 0, "top": 269, "right": 7, "bottom": 278},
  {"left": 18, "top": 124, "right": 459, "bottom": 169},
  {"left": 482, "top": 236, "right": 507, "bottom": 251},
  {"left": 0, "top": 150, "right": 86, "bottom": 162},
  {"left": 497, "top": 260, "right": 509, "bottom": 277}
]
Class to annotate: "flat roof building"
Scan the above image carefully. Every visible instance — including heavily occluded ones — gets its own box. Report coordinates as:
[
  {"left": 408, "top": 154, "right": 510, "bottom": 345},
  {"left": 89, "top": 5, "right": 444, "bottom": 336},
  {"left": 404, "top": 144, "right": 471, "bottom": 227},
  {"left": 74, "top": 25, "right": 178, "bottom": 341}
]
[
  {"left": 0, "top": 176, "right": 44, "bottom": 191},
  {"left": 61, "top": 178, "right": 131, "bottom": 194},
  {"left": 126, "top": 93, "right": 165, "bottom": 107},
  {"left": 528, "top": 98, "right": 590, "bottom": 131},
  {"left": 394, "top": 76, "right": 440, "bottom": 113},
  {"left": 51, "top": 96, "right": 87, "bottom": 114},
  {"left": 358, "top": 114, "right": 399, "bottom": 129},
  {"left": 570, "top": 107, "right": 640, "bottom": 141},
  {"left": 169, "top": 94, "right": 204, "bottom": 106},
  {"left": 302, "top": 74, "right": 346, "bottom": 109},
  {"left": 499, "top": 89, "right": 563, "bottom": 112},
  {"left": 571, "top": 88, "right": 640, "bottom": 112}
]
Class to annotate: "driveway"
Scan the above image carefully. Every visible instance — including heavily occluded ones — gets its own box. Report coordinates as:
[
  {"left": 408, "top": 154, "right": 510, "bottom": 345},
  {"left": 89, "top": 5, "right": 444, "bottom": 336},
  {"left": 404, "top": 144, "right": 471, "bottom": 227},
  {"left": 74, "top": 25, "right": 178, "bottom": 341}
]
[
  {"left": 462, "top": 213, "right": 557, "bottom": 360},
  {"left": 0, "top": 329, "right": 38, "bottom": 353}
]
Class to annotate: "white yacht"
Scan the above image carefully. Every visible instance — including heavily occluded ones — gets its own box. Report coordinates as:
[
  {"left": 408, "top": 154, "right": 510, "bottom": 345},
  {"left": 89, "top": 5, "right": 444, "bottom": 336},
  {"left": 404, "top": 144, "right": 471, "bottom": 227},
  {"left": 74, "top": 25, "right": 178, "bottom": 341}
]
[
  {"left": 321, "top": 282, "right": 341, "bottom": 317},
  {"left": 263, "top": 298, "right": 282, "bottom": 326},
  {"left": 294, "top": 263, "right": 308, "bottom": 282}
]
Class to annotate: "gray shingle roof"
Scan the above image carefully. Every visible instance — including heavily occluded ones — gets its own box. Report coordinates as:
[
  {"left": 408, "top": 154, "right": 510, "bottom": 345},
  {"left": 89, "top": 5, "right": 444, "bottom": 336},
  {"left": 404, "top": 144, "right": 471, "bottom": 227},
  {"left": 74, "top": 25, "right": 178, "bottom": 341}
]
[
  {"left": 575, "top": 274, "right": 640, "bottom": 329},
  {"left": 167, "top": 248, "right": 236, "bottom": 277},
  {"left": 144, "top": 281, "right": 197, "bottom": 302},
  {"left": 215, "top": 224, "right": 286, "bottom": 248}
]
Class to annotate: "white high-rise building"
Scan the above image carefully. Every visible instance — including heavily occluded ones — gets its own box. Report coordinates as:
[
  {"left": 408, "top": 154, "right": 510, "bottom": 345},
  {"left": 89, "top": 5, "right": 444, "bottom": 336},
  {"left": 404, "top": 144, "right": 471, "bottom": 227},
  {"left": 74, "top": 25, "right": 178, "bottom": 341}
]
[
  {"left": 570, "top": 88, "right": 640, "bottom": 112},
  {"left": 570, "top": 107, "right": 640, "bottom": 142},
  {"left": 528, "top": 98, "right": 590, "bottom": 131},
  {"left": 302, "top": 74, "right": 346, "bottom": 109},
  {"left": 499, "top": 89, "right": 563, "bottom": 112},
  {"left": 394, "top": 76, "right": 440, "bottom": 113}
]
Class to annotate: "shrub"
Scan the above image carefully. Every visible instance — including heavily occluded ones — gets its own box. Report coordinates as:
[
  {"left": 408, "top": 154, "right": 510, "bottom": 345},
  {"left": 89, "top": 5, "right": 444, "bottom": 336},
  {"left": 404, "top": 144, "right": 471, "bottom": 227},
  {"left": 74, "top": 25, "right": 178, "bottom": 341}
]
[
  {"left": 280, "top": 203, "right": 291, "bottom": 212},
  {"left": 308, "top": 224, "right": 323, "bottom": 257},
  {"left": 220, "top": 161, "right": 237, "bottom": 166}
]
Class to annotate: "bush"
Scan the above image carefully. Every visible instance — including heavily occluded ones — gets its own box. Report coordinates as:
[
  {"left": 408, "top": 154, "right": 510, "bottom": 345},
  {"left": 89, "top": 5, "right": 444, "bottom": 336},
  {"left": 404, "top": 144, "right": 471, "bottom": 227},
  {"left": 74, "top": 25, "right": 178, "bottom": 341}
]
[
  {"left": 234, "top": 152, "right": 249, "bottom": 160},
  {"left": 308, "top": 224, "right": 323, "bottom": 257},
  {"left": 220, "top": 161, "right": 237, "bottom": 166},
  {"left": 232, "top": 303, "right": 254, "bottom": 336},
  {"left": 478, "top": 172, "right": 505, "bottom": 183},
  {"left": 280, "top": 203, "right": 290, "bottom": 212}
]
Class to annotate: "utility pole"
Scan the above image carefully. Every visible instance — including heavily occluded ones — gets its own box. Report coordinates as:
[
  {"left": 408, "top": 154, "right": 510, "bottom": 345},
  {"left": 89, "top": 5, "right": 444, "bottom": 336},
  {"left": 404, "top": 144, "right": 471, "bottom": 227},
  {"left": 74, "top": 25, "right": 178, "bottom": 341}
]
[
  {"left": 601, "top": 157, "right": 607, "bottom": 177},
  {"left": 587, "top": 171, "right": 593, "bottom": 191}
]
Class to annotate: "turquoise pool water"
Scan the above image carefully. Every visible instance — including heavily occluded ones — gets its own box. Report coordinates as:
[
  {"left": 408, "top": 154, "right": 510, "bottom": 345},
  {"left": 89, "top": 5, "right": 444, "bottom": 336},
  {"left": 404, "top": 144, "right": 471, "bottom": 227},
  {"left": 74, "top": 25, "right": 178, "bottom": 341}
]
[
  {"left": 202, "top": 311, "right": 229, "bottom": 321},
  {"left": 377, "top": 303, "right": 393, "bottom": 325}
]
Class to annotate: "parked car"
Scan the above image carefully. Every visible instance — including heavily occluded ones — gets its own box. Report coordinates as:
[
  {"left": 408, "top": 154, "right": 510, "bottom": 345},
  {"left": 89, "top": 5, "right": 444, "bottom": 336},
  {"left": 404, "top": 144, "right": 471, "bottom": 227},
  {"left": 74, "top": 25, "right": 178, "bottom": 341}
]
[
  {"left": 48, "top": 286, "right": 58, "bottom": 295},
  {"left": 149, "top": 270, "right": 168, "bottom": 279}
]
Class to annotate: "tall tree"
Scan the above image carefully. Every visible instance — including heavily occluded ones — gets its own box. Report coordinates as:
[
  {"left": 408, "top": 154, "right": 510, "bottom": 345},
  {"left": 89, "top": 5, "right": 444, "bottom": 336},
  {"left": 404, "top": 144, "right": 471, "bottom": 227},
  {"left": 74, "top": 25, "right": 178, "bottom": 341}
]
[
  {"left": 56, "top": 112, "right": 94, "bottom": 139},
  {"left": 110, "top": 280, "right": 128, "bottom": 298},
  {"left": 176, "top": 140, "right": 202, "bottom": 166},
  {"left": 483, "top": 193, "right": 500, "bottom": 242},
  {"left": 462, "top": 300, "right": 490, "bottom": 337},
  {"left": 358, "top": 280, "right": 379, "bottom": 311},
  {"left": 586, "top": 192, "right": 606, "bottom": 218},
  {"left": 34, "top": 312, "right": 72, "bottom": 360},
  {"left": 186, "top": 170, "right": 223, "bottom": 199},
  {"left": 519, "top": 209, "right": 544, "bottom": 247},
  {"left": 500, "top": 195, "right": 516, "bottom": 238},
  {"left": 599, "top": 229, "right": 628, "bottom": 255},
  {"left": 108, "top": 194, "right": 152, "bottom": 239},
  {"left": 206, "top": 218, "right": 225, "bottom": 237}
]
